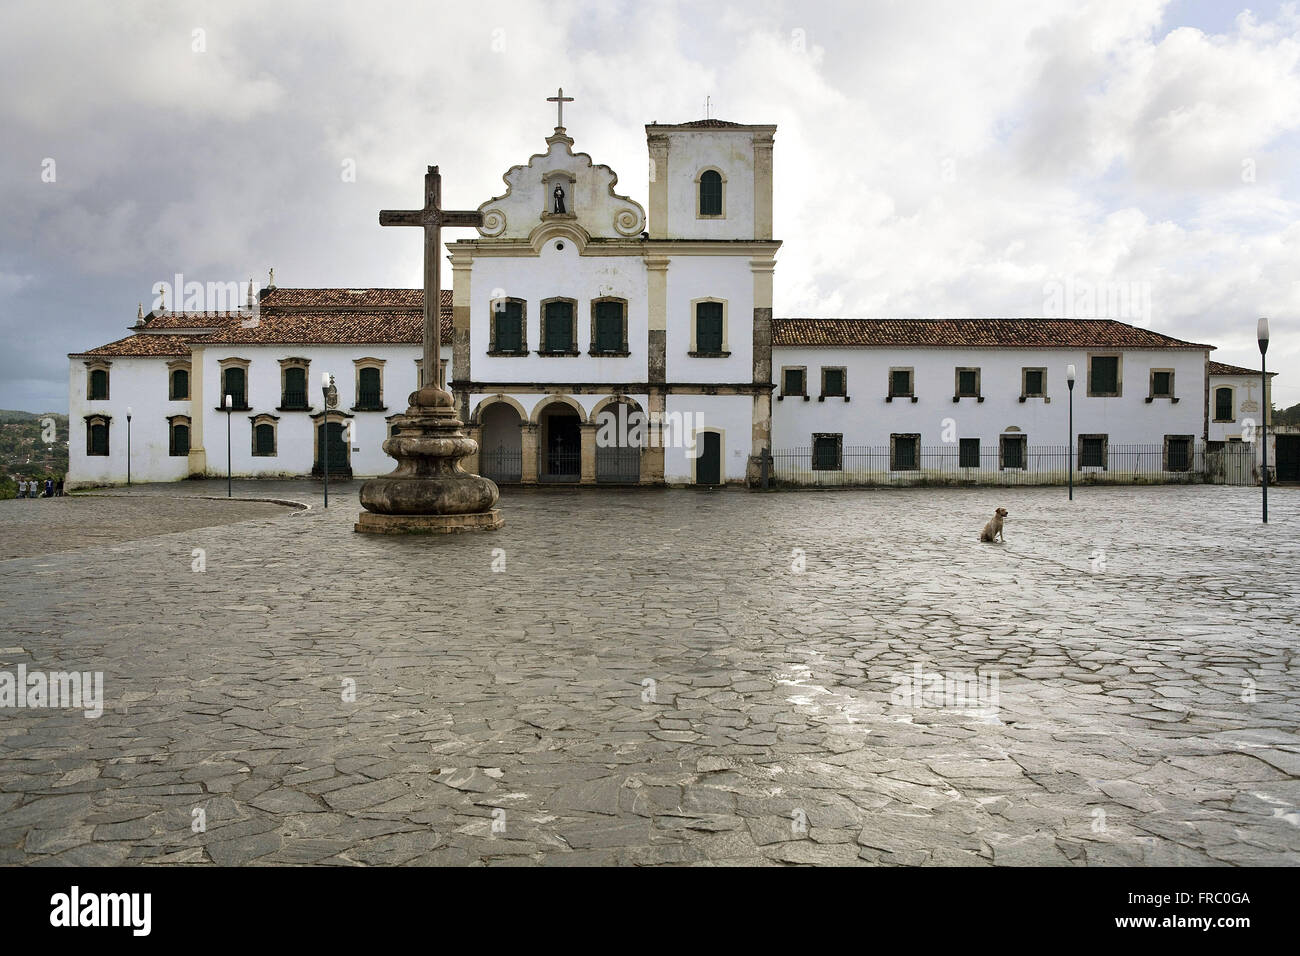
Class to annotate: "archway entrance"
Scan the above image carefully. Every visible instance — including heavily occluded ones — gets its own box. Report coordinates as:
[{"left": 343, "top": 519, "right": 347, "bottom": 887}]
[
  {"left": 595, "top": 401, "right": 641, "bottom": 483},
  {"left": 479, "top": 402, "right": 522, "bottom": 483},
  {"left": 539, "top": 404, "right": 580, "bottom": 482}
]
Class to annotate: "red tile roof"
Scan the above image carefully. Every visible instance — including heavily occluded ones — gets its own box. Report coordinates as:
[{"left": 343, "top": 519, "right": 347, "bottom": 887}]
[
  {"left": 1208, "top": 360, "right": 1273, "bottom": 376},
  {"left": 76, "top": 289, "right": 452, "bottom": 354},
  {"left": 70, "top": 334, "right": 196, "bottom": 358},
  {"left": 772, "top": 318, "right": 1212, "bottom": 350},
  {"left": 135, "top": 311, "right": 244, "bottom": 330},
  {"left": 259, "top": 288, "right": 442, "bottom": 310},
  {"left": 194, "top": 309, "right": 447, "bottom": 345}
]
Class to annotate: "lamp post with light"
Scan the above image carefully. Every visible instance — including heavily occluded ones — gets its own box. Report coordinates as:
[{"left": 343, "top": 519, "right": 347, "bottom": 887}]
[
  {"left": 1259, "top": 317, "right": 1269, "bottom": 524},
  {"left": 224, "top": 393, "right": 233, "bottom": 498},
  {"left": 1066, "top": 364, "right": 1076, "bottom": 500},
  {"left": 321, "top": 372, "right": 335, "bottom": 508},
  {"left": 126, "top": 406, "right": 133, "bottom": 487}
]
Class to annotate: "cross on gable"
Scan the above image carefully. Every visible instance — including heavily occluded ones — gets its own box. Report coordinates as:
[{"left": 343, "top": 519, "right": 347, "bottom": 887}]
[
  {"left": 378, "top": 165, "right": 483, "bottom": 400},
  {"left": 547, "top": 87, "right": 574, "bottom": 128}
]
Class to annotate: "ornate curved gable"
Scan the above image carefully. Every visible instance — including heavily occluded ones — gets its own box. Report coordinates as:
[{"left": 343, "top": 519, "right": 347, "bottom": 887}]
[{"left": 477, "top": 129, "right": 646, "bottom": 243}]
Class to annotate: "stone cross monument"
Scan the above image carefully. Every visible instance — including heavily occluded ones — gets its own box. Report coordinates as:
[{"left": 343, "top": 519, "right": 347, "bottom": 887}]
[{"left": 355, "top": 165, "right": 503, "bottom": 534}]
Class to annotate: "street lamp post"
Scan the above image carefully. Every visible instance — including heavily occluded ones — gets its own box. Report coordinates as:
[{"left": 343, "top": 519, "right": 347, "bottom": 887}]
[
  {"left": 224, "top": 393, "right": 233, "bottom": 498},
  {"left": 1066, "top": 364, "right": 1076, "bottom": 501},
  {"left": 1259, "top": 317, "right": 1269, "bottom": 524},
  {"left": 126, "top": 406, "right": 133, "bottom": 487},
  {"left": 321, "top": 372, "right": 333, "bottom": 508}
]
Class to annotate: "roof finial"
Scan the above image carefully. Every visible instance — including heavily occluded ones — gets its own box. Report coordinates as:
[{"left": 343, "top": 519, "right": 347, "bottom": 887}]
[
  {"left": 705, "top": 95, "right": 712, "bottom": 120},
  {"left": 267, "top": 267, "right": 276, "bottom": 290},
  {"left": 246, "top": 277, "right": 255, "bottom": 308},
  {"left": 160, "top": 288, "right": 167, "bottom": 312},
  {"left": 137, "top": 302, "right": 144, "bottom": 323}
]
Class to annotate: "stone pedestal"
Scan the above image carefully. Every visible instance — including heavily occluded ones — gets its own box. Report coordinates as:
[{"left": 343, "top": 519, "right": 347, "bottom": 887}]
[{"left": 355, "top": 384, "right": 503, "bottom": 534}]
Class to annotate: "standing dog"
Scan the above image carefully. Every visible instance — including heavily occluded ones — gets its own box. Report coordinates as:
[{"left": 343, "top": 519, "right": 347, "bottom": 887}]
[{"left": 979, "top": 507, "right": 1008, "bottom": 543}]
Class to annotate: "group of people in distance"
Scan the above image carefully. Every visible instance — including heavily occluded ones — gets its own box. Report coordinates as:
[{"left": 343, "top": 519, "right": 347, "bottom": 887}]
[{"left": 14, "top": 476, "right": 62, "bottom": 498}]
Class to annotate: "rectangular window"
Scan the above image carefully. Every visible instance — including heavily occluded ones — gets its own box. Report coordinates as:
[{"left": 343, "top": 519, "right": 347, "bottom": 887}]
[
  {"left": 254, "top": 423, "right": 276, "bottom": 456},
  {"left": 1000, "top": 434, "right": 1026, "bottom": 470},
  {"left": 812, "top": 434, "right": 842, "bottom": 471},
  {"left": 783, "top": 368, "right": 806, "bottom": 397},
  {"left": 1079, "top": 435, "right": 1107, "bottom": 469},
  {"left": 494, "top": 300, "right": 524, "bottom": 353},
  {"left": 594, "top": 301, "right": 623, "bottom": 353},
  {"left": 223, "top": 367, "right": 247, "bottom": 408},
  {"left": 1023, "top": 368, "right": 1045, "bottom": 397},
  {"left": 357, "top": 367, "right": 382, "bottom": 409},
  {"left": 89, "top": 368, "right": 109, "bottom": 400},
  {"left": 1089, "top": 356, "right": 1120, "bottom": 396},
  {"left": 1214, "top": 387, "right": 1233, "bottom": 421},
  {"left": 543, "top": 301, "right": 574, "bottom": 353},
  {"left": 1165, "top": 435, "right": 1192, "bottom": 472},
  {"left": 889, "top": 368, "right": 913, "bottom": 398},
  {"left": 959, "top": 438, "right": 980, "bottom": 468},
  {"left": 170, "top": 368, "right": 190, "bottom": 401},
  {"left": 87, "top": 422, "right": 109, "bottom": 456},
  {"left": 696, "top": 302, "right": 724, "bottom": 353},
  {"left": 891, "top": 434, "right": 919, "bottom": 471},
  {"left": 822, "top": 368, "right": 845, "bottom": 398},
  {"left": 1151, "top": 370, "right": 1172, "bottom": 397},
  {"left": 169, "top": 423, "right": 190, "bottom": 457},
  {"left": 282, "top": 366, "right": 307, "bottom": 409},
  {"left": 956, "top": 367, "right": 979, "bottom": 398}
]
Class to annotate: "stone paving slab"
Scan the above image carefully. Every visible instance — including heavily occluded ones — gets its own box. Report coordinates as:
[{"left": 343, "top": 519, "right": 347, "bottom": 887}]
[{"left": 0, "top": 480, "right": 1297, "bottom": 865}]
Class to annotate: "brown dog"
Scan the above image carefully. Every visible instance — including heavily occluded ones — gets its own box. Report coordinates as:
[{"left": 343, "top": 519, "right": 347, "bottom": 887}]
[{"left": 979, "top": 507, "right": 1008, "bottom": 543}]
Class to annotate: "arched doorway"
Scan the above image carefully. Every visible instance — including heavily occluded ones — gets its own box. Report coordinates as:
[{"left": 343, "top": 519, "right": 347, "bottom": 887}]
[
  {"left": 593, "top": 399, "right": 642, "bottom": 483},
  {"left": 537, "top": 401, "right": 581, "bottom": 482},
  {"left": 479, "top": 401, "right": 523, "bottom": 483}
]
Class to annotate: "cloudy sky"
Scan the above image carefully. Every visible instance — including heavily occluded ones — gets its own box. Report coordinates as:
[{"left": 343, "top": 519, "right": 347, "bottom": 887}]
[{"left": 2, "top": 0, "right": 1298, "bottom": 412}]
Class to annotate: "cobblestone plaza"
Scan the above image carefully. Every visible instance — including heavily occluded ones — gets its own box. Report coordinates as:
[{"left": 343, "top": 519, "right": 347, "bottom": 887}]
[{"left": 1, "top": 483, "right": 1296, "bottom": 866}]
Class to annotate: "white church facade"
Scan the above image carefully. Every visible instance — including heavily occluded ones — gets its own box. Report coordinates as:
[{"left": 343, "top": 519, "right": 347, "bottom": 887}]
[{"left": 67, "top": 107, "right": 1276, "bottom": 489}]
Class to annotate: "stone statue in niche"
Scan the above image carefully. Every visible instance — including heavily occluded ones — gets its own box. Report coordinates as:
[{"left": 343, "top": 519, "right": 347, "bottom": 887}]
[{"left": 553, "top": 184, "right": 566, "bottom": 214}]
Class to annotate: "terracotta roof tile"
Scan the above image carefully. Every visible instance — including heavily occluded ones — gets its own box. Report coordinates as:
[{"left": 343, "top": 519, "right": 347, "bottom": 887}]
[
  {"left": 772, "top": 318, "right": 1212, "bottom": 350},
  {"left": 193, "top": 309, "right": 448, "bottom": 345},
  {"left": 70, "top": 334, "right": 194, "bottom": 358},
  {"left": 136, "top": 311, "right": 245, "bottom": 330},
  {"left": 676, "top": 119, "right": 745, "bottom": 128},
  {"left": 259, "top": 288, "right": 447, "bottom": 309},
  {"left": 1208, "top": 360, "right": 1272, "bottom": 376}
]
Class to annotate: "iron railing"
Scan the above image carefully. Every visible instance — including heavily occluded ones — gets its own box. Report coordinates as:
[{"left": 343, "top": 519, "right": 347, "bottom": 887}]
[
  {"left": 771, "top": 442, "right": 1258, "bottom": 487},
  {"left": 480, "top": 445, "right": 522, "bottom": 484},
  {"left": 596, "top": 446, "right": 641, "bottom": 483}
]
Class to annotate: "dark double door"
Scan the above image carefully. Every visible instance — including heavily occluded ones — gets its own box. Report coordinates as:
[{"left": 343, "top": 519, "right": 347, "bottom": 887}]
[{"left": 313, "top": 421, "right": 351, "bottom": 477}]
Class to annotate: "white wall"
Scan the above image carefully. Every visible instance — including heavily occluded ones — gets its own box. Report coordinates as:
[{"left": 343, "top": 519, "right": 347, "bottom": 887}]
[
  {"left": 663, "top": 393, "right": 752, "bottom": 485},
  {"left": 67, "top": 357, "right": 191, "bottom": 487},
  {"left": 470, "top": 241, "right": 647, "bottom": 384},
  {"left": 197, "top": 343, "right": 441, "bottom": 478},
  {"left": 663, "top": 129, "right": 756, "bottom": 240},
  {"left": 664, "top": 255, "right": 753, "bottom": 384},
  {"left": 771, "top": 347, "right": 1207, "bottom": 450}
]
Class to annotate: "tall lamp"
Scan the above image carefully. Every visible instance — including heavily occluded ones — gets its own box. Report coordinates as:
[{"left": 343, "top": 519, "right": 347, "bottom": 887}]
[
  {"left": 1259, "top": 317, "right": 1269, "bottom": 524},
  {"left": 1066, "top": 364, "right": 1076, "bottom": 501},
  {"left": 126, "top": 406, "right": 133, "bottom": 487},
  {"left": 224, "top": 393, "right": 233, "bottom": 498},
  {"left": 321, "top": 372, "right": 334, "bottom": 508}
]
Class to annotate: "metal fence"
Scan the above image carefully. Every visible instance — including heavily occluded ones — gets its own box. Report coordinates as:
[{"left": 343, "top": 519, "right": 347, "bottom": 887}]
[
  {"left": 770, "top": 442, "right": 1257, "bottom": 487},
  {"left": 596, "top": 446, "right": 641, "bottom": 483},
  {"left": 480, "top": 445, "right": 522, "bottom": 484}
]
